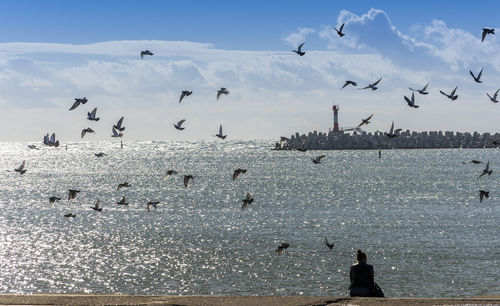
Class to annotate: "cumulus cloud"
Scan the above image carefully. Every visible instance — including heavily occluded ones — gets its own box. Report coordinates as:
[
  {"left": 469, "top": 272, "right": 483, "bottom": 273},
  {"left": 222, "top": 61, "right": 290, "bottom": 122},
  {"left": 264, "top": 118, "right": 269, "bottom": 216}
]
[{"left": 283, "top": 27, "right": 315, "bottom": 47}]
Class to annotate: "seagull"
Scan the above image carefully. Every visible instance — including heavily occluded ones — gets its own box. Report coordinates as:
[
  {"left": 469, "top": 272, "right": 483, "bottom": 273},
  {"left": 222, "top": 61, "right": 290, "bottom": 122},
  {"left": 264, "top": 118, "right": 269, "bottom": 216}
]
[
  {"left": 241, "top": 192, "right": 254, "bottom": 210},
  {"left": 64, "top": 213, "right": 76, "bottom": 218},
  {"left": 215, "top": 124, "right": 227, "bottom": 139},
  {"left": 184, "top": 175, "right": 194, "bottom": 187},
  {"left": 174, "top": 119, "right": 186, "bottom": 130},
  {"left": 147, "top": 201, "right": 159, "bottom": 211},
  {"left": 359, "top": 77, "right": 382, "bottom": 90},
  {"left": 87, "top": 107, "right": 100, "bottom": 121},
  {"left": 27, "top": 145, "right": 39, "bottom": 150},
  {"left": 68, "top": 189, "right": 80, "bottom": 201},
  {"left": 91, "top": 199, "right": 102, "bottom": 212},
  {"left": 49, "top": 196, "right": 61, "bottom": 205},
  {"left": 179, "top": 90, "right": 192, "bottom": 103},
  {"left": 312, "top": 155, "right": 326, "bottom": 164},
  {"left": 478, "top": 161, "right": 492, "bottom": 178},
  {"left": 479, "top": 190, "right": 490, "bottom": 203},
  {"left": 69, "top": 97, "right": 88, "bottom": 111},
  {"left": 217, "top": 88, "right": 230, "bottom": 100},
  {"left": 117, "top": 182, "right": 131, "bottom": 190},
  {"left": 94, "top": 152, "right": 107, "bottom": 157},
  {"left": 165, "top": 170, "right": 178, "bottom": 179},
  {"left": 482, "top": 28, "right": 495, "bottom": 42},
  {"left": 470, "top": 68, "right": 483, "bottom": 83},
  {"left": 140, "top": 50, "right": 154, "bottom": 59},
  {"left": 357, "top": 114, "right": 374, "bottom": 128},
  {"left": 341, "top": 80, "right": 357, "bottom": 89},
  {"left": 462, "top": 160, "right": 482, "bottom": 164},
  {"left": 440, "top": 87, "right": 458, "bottom": 100},
  {"left": 487, "top": 89, "right": 499, "bottom": 103},
  {"left": 404, "top": 92, "right": 419, "bottom": 108},
  {"left": 275, "top": 242, "right": 290, "bottom": 256},
  {"left": 117, "top": 197, "right": 129, "bottom": 205},
  {"left": 111, "top": 127, "right": 123, "bottom": 138},
  {"left": 324, "top": 238, "right": 334, "bottom": 250},
  {"left": 14, "top": 161, "right": 27, "bottom": 175},
  {"left": 233, "top": 168, "right": 247, "bottom": 180},
  {"left": 332, "top": 23, "right": 345, "bottom": 37},
  {"left": 114, "top": 117, "right": 125, "bottom": 131},
  {"left": 385, "top": 122, "right": 402, "bottom": 138},
  {"left": 292, "top": 42, "right": 305, "bottom": 56},
  {"left": 81, "top": 128, "right": 95, "bottom": 139},
  {"left": 409, "top": 82, "right": 429, "bottom": 95}
]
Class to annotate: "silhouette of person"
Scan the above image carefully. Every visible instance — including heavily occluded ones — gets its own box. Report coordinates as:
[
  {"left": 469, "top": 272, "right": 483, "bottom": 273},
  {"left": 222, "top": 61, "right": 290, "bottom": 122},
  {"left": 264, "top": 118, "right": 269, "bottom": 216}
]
[{"left": 349, "top": 250, "right": 384, "bottom": 297}]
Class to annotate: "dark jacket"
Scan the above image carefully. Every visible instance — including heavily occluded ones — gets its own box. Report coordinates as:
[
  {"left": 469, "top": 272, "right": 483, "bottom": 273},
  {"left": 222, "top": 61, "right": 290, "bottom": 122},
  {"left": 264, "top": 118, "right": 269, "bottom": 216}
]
[{"left": 350, "top": 262, "right": 374, "bottom": 289}]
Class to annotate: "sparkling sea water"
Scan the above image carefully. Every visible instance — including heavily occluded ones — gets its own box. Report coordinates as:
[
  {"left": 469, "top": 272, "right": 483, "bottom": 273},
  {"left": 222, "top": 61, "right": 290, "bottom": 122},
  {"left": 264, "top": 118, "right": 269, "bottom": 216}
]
[{"left": 0, "top": 140, "right": 498, "bottom": 297}]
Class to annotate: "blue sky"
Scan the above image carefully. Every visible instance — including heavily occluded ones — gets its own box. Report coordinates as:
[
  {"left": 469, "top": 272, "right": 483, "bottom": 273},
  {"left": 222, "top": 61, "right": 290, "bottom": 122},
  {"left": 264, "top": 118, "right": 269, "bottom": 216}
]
[{"left": 0, "top": 0, "right": 499, "bottom": 141}]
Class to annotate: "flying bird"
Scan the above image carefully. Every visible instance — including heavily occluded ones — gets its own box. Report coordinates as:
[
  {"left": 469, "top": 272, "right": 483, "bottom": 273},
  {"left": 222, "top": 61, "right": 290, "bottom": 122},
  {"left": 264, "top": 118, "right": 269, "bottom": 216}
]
[
  {"left": 479, "top": 190, "right": 490, "bottom": 203},
  {"left": 482, "top": 28, "right": 495, "bottom": 42},
  {"left": 215, "top": 124, "right": 227, "bottom": 139},
  {"left": 179, "top": 90, "right": 192, "bottom": 103},
  {"left": 279, "top": 137, "right": 290, "bottom": 149},
  {"left": 217, "top": 88, "right": 230, "bottom": 100},
  {"left": 404, "top": 92, "right": 419, "bottom": 108},
  {"left": 357, "top": 114, "right": 374, "bottom": 128},
  {"left": 140, "top": 50, "right": 154, "bottom": 59},
  {"left": 184, "top": 175, "right": 194, "bottom": 187},
  {"left": 409, "top": 82, "right": 429, "bottom": 95},
  {"left": 69, "top": 97, "right": 88, "bottom": 111},
  {"left": 49, "top": 196, "right": 61, "bottom": 205},
  {"left": 440, "top": 87, "right": 458, "bottom": 100},
  {"left": 312, "top": 155, "right": 326, "bottom": 164},
  {"left": 68, "top": 189, "right": 80, "bottom": 201},
  {"left": 275, "top": 242, "right": 290, "bottom": 256},
  {"left": 91, "top": 199, "right": 102, "bottom": 212},
  {"left": 469, "top": 68, "right": 483, "bottom": 83},
  {"left": 43, "top": 133, "right": 60, "bottom": 147},
  {"left": 487, "top": 89, "right": 499, "bottom": 103},
  {"left": 241, "top": 192, "right": 254, "bottom": 210},
  {"left": 478, "top": 161, "right": 492, "bottom": 178},
  {"left": 385, "top": 122, "right": 402, "bottom": 138},
  {"left": 165, "top": 170, "right": 178, "bottom": 179},
  {"left": 114, "top": 117, "right": 125, "bottom": 131},
  {"left": 174, "top": 119, "right": 186, "bottom": 130},
  {"left": 462, "top": 160, "right": 482, "bottom": 164},
  {"left": 111, "top": 127, "right": 123, "bottom": 138},
  {"left": 81, "top": 128, "right": 95, "bottom": 139},
  {"left": 332, "top": 23, "right": 345, "bottom": 37},
  {"left": 233, "top": 168, "right": 247, "bottom": 180},
  {"left": 147, "top": 201, "right": 159, "bottom": 211},
  {"left": 341, "top": 80, "right": 357, "bottom": 89},
  {"left": 324, "top": 238, "right": 334, "bottom": 250},
  {"left": 94, "top": 152, "right": 107, "bottom": 157},
  {"left": 117, "top": 182, "right": 131, "bottom": 190},
  {"left": 14, "top": 161, "right": 26, "bottom": 175},
  {"left": 292, "top": 42, "right": 305, "bottom": 56},
  {"left": 87, "top": 107, "right": 100, "bottom": 121},
  {"left": 359, "top": 77, "right": 382, "bottom": 90},
  {"left": 64, "top": 213, "right": 76, "bottom": 218},
  {"left": 27, "top": 144, "right": 39, "bottom": 150},
  {"left": 117, "top": 197, "right": 129, "bottom": 205}
]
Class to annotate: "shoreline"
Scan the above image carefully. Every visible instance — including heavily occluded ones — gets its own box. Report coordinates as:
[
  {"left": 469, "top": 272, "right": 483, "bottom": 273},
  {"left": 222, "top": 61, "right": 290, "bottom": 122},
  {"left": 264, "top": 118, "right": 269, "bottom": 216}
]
[{"left": 0, "top": 294, "right": 499, "bottom": 305}]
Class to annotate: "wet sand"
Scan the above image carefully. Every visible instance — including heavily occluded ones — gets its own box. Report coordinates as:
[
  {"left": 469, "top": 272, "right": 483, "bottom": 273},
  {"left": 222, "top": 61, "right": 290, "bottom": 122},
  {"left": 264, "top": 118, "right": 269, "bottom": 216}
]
[{"left": 0, "top": 294, "right": 499, "bottom": 305}]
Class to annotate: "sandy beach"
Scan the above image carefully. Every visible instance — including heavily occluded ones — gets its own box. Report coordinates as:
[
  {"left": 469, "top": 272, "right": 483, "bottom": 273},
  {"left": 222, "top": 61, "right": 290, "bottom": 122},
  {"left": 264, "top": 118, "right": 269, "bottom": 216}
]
[{"left": 0, "top": 294, "right": 499, "bottom": 305}]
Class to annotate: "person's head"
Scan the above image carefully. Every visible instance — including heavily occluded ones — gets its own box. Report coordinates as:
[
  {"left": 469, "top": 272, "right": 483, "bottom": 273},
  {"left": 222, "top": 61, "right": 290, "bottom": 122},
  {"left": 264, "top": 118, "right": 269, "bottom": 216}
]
[{"left": 356, "top": 250, "right": 367, "bottom": 263}]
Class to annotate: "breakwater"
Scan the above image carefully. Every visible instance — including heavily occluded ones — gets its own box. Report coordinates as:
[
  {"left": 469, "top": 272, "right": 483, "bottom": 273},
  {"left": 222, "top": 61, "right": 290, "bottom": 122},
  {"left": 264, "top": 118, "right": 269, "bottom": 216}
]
[{"left": 276, "top": 130, "right": 500, "bottom": 150}]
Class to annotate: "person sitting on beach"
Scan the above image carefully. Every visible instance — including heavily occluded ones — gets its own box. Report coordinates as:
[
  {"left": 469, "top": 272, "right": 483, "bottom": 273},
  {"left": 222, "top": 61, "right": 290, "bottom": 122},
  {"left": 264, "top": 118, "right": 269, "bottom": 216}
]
[{"left": 349, "top": 249, "right": 384, "bottom": 297}]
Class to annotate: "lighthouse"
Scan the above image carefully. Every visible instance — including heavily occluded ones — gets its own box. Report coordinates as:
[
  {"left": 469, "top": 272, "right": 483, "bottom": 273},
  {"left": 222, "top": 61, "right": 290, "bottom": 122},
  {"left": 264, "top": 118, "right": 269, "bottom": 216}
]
[{"left": 332, "top": 105, "right": 339, "bottom": 132}]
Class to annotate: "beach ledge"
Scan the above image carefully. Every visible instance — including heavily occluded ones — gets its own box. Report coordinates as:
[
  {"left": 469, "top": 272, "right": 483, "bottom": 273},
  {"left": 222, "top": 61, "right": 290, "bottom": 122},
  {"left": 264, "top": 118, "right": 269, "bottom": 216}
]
[{"left": 0, "top": 294, "right": 499, "bottom": 305}]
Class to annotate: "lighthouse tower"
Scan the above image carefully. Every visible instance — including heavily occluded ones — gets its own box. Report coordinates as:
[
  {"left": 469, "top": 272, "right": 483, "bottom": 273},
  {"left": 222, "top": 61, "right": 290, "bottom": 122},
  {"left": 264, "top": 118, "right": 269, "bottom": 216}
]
[{"left": 332, "top": 105, "right": 339, "bottom": 132}]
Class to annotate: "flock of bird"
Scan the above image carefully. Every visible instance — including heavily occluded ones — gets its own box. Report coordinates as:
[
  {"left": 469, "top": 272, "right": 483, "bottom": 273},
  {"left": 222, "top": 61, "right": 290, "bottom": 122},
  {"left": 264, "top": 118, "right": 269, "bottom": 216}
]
[{"left": 7, "top": 21, "right": 498, "bottom": 256}]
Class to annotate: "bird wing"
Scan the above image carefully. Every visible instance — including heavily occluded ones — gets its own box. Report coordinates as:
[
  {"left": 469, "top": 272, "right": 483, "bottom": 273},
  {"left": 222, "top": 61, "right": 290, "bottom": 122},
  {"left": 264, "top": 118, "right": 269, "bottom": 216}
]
[
  {"left": 359, "top": 85, "right": 370, "bottom": 90},
  {"left": 482, "top": 29, "right": 487, "bottom": 42},
  {"left": 366, "top": 114, "right": 374, "bottom": 121},
  {"left": 477, "top": 68, "right": 483, "bottom": 79},
  {"left": 341, "top": 81, "right": 349, "bottom": 89},
  {"left": 422, "top": 82, "right": 429, "bottom": 91},
  {"left": 317, "top": 155, "right": 326, "bottom": 162},
  {"left": 494, "top": 89, "right": 499, "bottom": 99},
  {"left": 411, "top": 92, "right": 415, "bottom": 103},
  {"left": 469, "top": 70, "right": 476, "bottom": 80},
  {"left": 219, "top": 124, "right": 223, "bottom": 135},
  {"left": 50, "top": 133, "right": 56, "bottom": 143},
  {"left": 177, "top": 119, "right": 186, "bottom": 126},
  {"left": 371, "top": 77, "right": 382, "bottom": 86},
  {"left": 179, "top": 91, "right": 186, "bottom": 103},
  {"left": 115, "top": 117, "right": 124, "bottom": 129},
  {"left": 233, "top": 170, "right": 240, "bottom": 180},
  {"left": 81, "top": 129, "right": 86, "bottom": 138},
  {"left": 332, "top": 26, "right": 339, "bottom": 32},
  {"left": 69, "top": 100, "right": 80, "bottom": 110},
  {"left": 112, "top": 127, "right": 119, "bottom": 137},
  {"left": 450, "top": 87, "right": 457, "bottom": 96},
  {"left": 339, "top": 23, "right": 345, "bottom": 32},
  {"left": 184, "top": 176, "right": 190, "bottom": 187},
  {"left": 246, "top": 192, "right": 252, "bottom": 200},
  {"left": 298, "top": 42, "right": 304, "bottom": 51},
  {"left": 480, "top": 191, "right": 484, "bottom": 203},
  {"left": 404, "top": 95, "right": 412, "bottom": 105},
  {"left": 91, "top": 107, "right": 97, "bottom": 116},
  {"left": 389, "top": 122, "right": 394, "bottom": 134},
  {"left": 485, "top": 161, "right": 489, "bottom": 171}
]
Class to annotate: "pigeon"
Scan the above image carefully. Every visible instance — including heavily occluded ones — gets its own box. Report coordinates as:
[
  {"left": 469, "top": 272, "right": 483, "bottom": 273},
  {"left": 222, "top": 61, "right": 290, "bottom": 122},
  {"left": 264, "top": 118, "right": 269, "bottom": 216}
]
[
  {"left": 409, "top": 82, "right": 429, "bottom": 95},
  {"left": 479, "top": 190, "right": 489, "bottom": 203},
  {"left": 43, "top": 133, "right": 60, "bottom": 147},
  {"left": 147, "top": 201, "right": 159, "bottom": 211},
  {"left": 217, "top": 88, "right": 230, "bottom": 100},
  {"left": 117, "top": 197, "right": 129, "bottom": 205},
  {"left": 91, "top": 199, "right": 102, "bottom": 212},
  {"left": 233, "top": 168, "right": 247, "bottom": 180},
  {"left": 478, "top": 161, "right": 492, "bottom": 178},
  {"left": 179, "top": 90, "right": 192, "bottom": 103},
  {"left": 87, "top": 107, "right": 100, "bottom": 121},
  {"left": 27, "top": 145, "right": 39, "bottom": 150},
  {"left": 404, "top": 92, "right": 419, "bottom": 108},
  {"left": 49, "top": 196, "right": 61, "bottom": 205},
  {"left": 356, "top": 114, "right": 374, "bottom": 128},
  {"left": 114, "top": 117, "right": 125, "bottom": 131},
  {"left": 111, "top": 127, "right": 123, "bottom": 138},
  {"left": 341, "top": 80, "right": 357, "bottom": 89},
  {"left": 14, "top": 161, "right": 26, "bottom": 175},
  {"left": 440, "top": 87, "right": 458, "bottom": 100},
  {"left": 275, "top": 242, "right": 290, "bottom": 256},
  {"left": 165, "top": 170, "right": 178, "bottom": 179},
  {"left": 174, "top": 119, "right": 186, "bottom": 130},
  {"left": 117, "top": 182, "right": 131, "bottom": 190},
  {"left": 68, "top": 189, "right": 80, "bottom": 201},
  {"left": 332, "top": 23, "right": 345, "bottom": 37},
  {"left": 296, "top": 145, "right": 307, "bottom": 152},
  {"left": 69, "top": 97, "right": 88, "bottom": 110},
  {"left": 64, "top": 213, "right": 76, "bottom": 218},
  {"left": 140, "top": 50, "right": 154, "bottom": 59},
  {"left": 215, "top": 124, "right": 226, "bottom": 139},
  {"left": 470, "top": 68, "right": 483, "bottom": 83},
  {"left": 184, "top": 175, "right": 194, "bottom": 187},
  {"left": 241, "top": 192, "right": 254, "bottom": 210},
  {"left": 324, "top": 238, "right": 334, "bottom": 250},
  {"left": 385, "top": 122, "right": 402, "bottom": 138},
  {"left": 312, "top": 155, "right": 326, "bottom": 164},
  {"left": 81, "top": 128, "right": 95, "bottom": 139},
  {"left": 462, "top": 160, "right": 482, "bottom": 164},
  {"left": 292, "top": 42, "right": 305, "bottom": 56},
  {"left": 279, "top": 136, "right": 290, "bottom": 149},
  {"left": 487, "top": 89, "right": 499, "bottom": 103},
  {"left": 359, "top": 77, "right": 382, "bottom": 90},
  {"left": 94, "top": 152, "right": 107, "bottom": 157},
  {"left": 482, "top": 28, "right": 495, "bottom": 42}
]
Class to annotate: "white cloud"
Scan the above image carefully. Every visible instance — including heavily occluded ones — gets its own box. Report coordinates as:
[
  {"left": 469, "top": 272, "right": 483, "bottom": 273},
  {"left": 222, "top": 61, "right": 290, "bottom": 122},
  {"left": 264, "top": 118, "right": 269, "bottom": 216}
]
[{"left": 283, "top": 27, "right": 315, "bottom": 47}]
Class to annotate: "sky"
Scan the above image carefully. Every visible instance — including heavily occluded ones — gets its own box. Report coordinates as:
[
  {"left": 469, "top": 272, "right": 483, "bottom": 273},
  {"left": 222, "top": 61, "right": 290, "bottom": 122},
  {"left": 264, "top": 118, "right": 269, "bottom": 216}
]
[{"left": 0, "top": 0, "right": 499, "bottom": 141}]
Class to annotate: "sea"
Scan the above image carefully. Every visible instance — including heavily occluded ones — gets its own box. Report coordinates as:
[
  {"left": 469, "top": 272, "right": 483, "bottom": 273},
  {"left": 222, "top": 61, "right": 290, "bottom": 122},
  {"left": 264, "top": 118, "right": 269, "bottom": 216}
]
[{"left": 0, "top": 140, "right": 498, "bottom": 298}]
